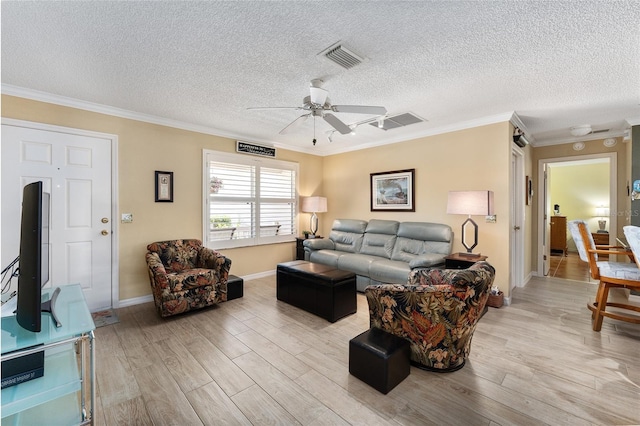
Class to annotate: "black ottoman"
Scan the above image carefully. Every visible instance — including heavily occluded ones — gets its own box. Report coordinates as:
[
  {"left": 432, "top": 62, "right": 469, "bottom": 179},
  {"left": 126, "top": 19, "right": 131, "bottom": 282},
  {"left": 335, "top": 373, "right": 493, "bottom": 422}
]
[
  {"left": 349, "top": 328, "right": 410, "bottom": 394},
  {"left": 276, "top": 260, "right": 356, "bottom": 322},
  {"left": 227, "top": 275, "right": 243, "bottom": 300}
]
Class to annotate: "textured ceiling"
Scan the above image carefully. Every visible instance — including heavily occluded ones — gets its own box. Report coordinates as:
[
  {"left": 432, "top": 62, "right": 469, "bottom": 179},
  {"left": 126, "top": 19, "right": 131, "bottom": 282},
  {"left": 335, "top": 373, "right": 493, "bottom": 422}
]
[{"left": 2, "top": 1, "right": 639, "bottom": 155}]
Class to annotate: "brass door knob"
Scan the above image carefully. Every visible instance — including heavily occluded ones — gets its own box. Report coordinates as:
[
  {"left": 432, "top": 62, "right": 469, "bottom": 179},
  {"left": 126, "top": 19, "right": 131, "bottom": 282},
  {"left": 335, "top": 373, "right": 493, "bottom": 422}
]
[
  {"left": 101, "top": 230, "right": 109, "bottom": 236},
  {"left": 101, "top": 217, "right": 109, "bottom": 223}
]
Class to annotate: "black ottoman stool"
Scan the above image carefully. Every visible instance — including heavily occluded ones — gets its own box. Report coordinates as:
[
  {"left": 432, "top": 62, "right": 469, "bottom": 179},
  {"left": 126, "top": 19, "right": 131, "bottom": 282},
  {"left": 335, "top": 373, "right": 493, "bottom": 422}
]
[
  {"left": 227, "top": 275, "right": 243, "bottom": 300},
  {"left": 349, "top": 328, "right": 410, "bottom": 394}
]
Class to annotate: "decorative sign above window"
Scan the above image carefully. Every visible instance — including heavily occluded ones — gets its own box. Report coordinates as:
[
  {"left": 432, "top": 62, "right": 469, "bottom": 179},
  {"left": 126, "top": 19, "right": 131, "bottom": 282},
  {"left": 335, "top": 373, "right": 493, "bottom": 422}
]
[{"left": 236, "top": 141, "right": 276, "bottom": 158}]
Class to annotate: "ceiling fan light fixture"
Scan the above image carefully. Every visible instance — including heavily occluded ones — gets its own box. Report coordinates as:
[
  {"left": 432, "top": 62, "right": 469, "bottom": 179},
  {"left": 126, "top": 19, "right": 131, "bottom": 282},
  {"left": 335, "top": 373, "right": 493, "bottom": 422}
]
[
  {"left": 309, "top": 86, "right": 328, "bottom": 106},
  {"left": 570, "top": 125, "right": 592, "bottom": 137}
]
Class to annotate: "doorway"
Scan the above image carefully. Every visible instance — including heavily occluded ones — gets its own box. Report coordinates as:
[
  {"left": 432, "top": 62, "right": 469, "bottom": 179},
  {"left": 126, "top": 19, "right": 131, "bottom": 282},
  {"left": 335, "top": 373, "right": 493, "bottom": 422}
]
[
  {"left": 537, "top": 153, "right": 616, "bottom": 277},
  {"left": 1, "top": 119, "right": 119, "bottom": 311}
]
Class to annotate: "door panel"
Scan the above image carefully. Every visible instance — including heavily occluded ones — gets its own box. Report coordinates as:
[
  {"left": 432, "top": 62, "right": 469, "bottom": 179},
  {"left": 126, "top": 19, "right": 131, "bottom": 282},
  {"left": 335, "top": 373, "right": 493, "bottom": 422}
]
[{"left": 2, "top": 124, "right": 112, "bottom": 311}]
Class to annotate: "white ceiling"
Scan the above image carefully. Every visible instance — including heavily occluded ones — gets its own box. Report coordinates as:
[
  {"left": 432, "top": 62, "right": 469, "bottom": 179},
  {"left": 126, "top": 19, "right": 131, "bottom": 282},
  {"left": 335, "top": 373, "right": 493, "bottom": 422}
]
[{"left": 2, "top": 1, "right": 639, "bottom": 156}]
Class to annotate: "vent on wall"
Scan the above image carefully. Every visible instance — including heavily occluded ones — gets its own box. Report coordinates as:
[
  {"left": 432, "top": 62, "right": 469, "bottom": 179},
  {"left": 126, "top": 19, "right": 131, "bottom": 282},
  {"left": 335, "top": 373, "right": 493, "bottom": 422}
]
[
  {"left": 369, "top": 112, "right": 425, "bottom": 131},
  {"left": 319, "top": 42, "right": 364, "bottom": 69}
]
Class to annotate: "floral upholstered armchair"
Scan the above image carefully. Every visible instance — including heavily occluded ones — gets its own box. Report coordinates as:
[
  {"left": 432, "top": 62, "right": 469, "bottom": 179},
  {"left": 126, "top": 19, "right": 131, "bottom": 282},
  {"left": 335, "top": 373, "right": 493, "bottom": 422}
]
[
  {"left": 365, "top": 261, "right": 495, "bottom": 372},
  {"left": 145, "top": 239, "right": 232, "bottom": 317}
]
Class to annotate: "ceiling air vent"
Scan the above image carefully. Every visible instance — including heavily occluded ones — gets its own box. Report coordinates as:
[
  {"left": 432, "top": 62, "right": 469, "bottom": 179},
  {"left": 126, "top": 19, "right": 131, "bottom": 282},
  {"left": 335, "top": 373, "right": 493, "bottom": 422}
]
[
  {"left": 369, "top": 112, "right": 425, "bottom": 131},
  {"left": 319, "top": 42, "right": 364, "bottom": 69}
]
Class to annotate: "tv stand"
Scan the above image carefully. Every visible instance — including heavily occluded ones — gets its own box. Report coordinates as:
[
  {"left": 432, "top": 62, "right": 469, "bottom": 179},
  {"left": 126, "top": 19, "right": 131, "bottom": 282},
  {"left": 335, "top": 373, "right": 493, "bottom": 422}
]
[
  {"left": 40, "top": 287, "right": 61, "bottom": 328},
  {"left": 1, "top": 285, "right": 95, "bottom": 425}
]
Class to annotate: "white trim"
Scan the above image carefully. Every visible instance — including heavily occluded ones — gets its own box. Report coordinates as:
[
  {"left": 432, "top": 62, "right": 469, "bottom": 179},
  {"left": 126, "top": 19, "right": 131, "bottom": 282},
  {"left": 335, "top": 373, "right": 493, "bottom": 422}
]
[
  {"left": 118, "top": 270, "right": 276, "bottom": 308},
  {"left": 118, "top": 294, "right": 154, "bottom": 308},
  {"left": 3, "top": 84, "right": 518, "bottom": 157},
  {"left": 537, "top": 152, "right": 617, "bottom": 277},
  {"left": 1, "top": 118, "right": 120, "bottom": 309},
  {"left": 510, "top": 146, "right": 526, "bottom": 289}
]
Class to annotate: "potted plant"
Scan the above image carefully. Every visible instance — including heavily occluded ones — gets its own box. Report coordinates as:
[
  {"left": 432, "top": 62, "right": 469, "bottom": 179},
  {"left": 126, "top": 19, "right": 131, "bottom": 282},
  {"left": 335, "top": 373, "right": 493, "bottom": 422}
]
[{"left": 302, "top": 230, "right": 312, "bottom": 239}]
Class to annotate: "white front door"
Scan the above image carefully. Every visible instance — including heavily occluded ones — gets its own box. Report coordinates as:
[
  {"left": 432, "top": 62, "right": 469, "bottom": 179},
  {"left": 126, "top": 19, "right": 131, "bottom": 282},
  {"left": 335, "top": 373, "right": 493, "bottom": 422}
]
[{"left": 2, "top": 123, "right": 114, "bottom": 311}]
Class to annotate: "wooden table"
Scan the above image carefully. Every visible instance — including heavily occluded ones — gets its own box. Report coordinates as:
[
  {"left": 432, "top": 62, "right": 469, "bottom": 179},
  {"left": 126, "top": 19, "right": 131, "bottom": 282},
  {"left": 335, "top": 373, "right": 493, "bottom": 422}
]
[{"left": 444, "top": 253, "right": 488, "bottom": 269}]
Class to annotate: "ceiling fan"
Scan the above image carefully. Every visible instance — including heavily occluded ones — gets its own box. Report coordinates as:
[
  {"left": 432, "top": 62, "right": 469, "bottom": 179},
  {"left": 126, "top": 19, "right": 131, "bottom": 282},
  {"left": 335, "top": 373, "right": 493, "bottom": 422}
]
[{"left": 248, "top": 79, "right": 387, "bottom": 143}]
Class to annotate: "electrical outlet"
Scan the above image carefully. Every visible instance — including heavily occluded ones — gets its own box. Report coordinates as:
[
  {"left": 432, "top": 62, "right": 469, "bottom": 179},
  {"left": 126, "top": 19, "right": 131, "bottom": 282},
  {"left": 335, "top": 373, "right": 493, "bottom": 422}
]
[{"left": 121, "top": 213, "right": 133, "bottom": 223}]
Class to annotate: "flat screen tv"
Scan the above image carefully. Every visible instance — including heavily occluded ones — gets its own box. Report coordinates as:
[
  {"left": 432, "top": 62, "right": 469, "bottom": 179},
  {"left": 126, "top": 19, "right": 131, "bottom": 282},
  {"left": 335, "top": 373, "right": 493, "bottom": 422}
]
[{"left": 16, "top": 181, "right": 60, "bottom": 332}]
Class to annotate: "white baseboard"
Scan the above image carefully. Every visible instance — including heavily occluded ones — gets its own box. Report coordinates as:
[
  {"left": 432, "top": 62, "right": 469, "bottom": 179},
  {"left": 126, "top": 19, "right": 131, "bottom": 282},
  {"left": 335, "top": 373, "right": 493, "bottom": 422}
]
[
  {"left": 118, "top": 294, "right": 153, "bottom": 308},
  {"left": 117, "top": 269, "right": 277, "bottom": 308}
]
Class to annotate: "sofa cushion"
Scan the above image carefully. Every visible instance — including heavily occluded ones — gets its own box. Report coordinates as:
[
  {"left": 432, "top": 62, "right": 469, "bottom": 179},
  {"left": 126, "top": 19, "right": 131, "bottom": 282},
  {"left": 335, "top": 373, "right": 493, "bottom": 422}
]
[
  {"left": 361, "top": 233, "right": 396, "bottom": 258},
  {"left": 360, "top": 220, "right": 398, "bottom": 259},
  {"left": 338, "top": 253, "right": 380, "bottom": 276},
  {"left": 398, "top": 222, "right": 452, "bottom": 255},
  {"left": 390, "top": 237, "right": 424, "bottom": 262},
  {"left": 332, "top": 219, "right": 368, "bottom": 233},
  {"left": 309, "top": 250, "right": 342, "bottom": 268},
  {"left": 369, "top": 259, "right": 412, "bottom": 284},
  {"left": 409, "top": 253, "right": 447, "bottom": 268},
  {"left": 365, "top": 219, "right": 399, "bottom": 234}
]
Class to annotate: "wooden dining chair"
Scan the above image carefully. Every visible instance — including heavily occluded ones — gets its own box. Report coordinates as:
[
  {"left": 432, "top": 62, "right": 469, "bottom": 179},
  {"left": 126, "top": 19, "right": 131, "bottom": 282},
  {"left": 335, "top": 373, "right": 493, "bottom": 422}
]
[{"left": 568, "top": 220, "right": 640, "bottom": 331}]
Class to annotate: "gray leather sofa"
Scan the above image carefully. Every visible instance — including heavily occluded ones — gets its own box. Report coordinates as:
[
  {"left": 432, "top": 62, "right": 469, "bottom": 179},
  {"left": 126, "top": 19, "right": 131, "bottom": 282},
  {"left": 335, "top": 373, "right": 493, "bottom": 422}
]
[{"left": 303, "top": 219, "right": 453, "bottom": 292}]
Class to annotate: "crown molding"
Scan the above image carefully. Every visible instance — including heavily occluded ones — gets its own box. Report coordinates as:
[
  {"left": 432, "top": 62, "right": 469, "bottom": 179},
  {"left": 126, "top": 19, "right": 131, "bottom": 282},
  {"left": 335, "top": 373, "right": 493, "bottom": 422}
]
[
  {"left": 1, "top": 84, "right": 322, "bottom": 155},
  {"left": 2, "top": 84, "right": 516, "bottom": 157}
]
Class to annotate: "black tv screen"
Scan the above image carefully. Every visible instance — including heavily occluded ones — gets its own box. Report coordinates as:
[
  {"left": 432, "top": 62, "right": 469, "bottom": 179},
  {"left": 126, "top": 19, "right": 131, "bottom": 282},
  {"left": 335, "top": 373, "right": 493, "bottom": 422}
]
[{"left": 16, "top": 181, "right": 50, "bottom": 332}]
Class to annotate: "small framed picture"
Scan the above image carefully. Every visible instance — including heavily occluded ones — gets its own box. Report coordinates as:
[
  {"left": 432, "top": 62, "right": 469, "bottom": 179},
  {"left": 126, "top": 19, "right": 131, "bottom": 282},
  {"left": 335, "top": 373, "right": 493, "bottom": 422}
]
[
  {"left": 155, "top": 171, "right": 173, "bottom": 202},
  {"left": 370, "top": 169, "right": 415, "bottom": 211}
]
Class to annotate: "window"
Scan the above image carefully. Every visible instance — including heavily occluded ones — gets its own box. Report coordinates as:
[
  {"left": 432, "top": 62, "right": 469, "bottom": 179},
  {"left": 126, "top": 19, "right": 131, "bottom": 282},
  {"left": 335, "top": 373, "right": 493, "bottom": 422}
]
[{"left": 203, "top": 150, "right": 298, "bottom": 249}]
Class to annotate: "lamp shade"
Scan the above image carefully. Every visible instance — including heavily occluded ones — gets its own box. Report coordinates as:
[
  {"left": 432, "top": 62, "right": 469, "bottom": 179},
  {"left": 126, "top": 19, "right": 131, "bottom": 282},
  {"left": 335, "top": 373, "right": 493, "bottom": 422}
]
[
  {"left": 594, "top": 206, "right": 610, "bottom": 217},
  {"left": 447, "top": 191, "right": 494, "bottom": 216},
  {"left": 302, "top": 196, "right": 327, "bottom": 213}
]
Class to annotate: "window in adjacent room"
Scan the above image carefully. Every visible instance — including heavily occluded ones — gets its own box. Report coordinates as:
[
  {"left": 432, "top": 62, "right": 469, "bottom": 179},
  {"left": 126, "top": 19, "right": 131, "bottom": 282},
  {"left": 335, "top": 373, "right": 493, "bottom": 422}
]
[{"left": 203, "top": 150, "right": 298, "bottom": 249}]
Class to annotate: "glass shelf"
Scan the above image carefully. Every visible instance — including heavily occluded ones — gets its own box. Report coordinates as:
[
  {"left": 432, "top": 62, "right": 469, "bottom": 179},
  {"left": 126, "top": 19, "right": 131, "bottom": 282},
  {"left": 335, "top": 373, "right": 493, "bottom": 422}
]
[{"left": 1, "top": 285, "right": 94, "bottom": 424}]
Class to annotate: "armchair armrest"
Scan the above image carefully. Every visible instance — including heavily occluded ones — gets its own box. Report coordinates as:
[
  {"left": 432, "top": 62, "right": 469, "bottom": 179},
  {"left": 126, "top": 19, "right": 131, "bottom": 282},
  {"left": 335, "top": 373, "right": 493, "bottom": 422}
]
[
  {"left": 588, "top": 247, "right": 635, "bottom": 261},
  {"left": 146, "top": 252, "right": 169, "bottom": 290},
  {"left": 198, "top": 247, "right": 232, "bottom": 276}
]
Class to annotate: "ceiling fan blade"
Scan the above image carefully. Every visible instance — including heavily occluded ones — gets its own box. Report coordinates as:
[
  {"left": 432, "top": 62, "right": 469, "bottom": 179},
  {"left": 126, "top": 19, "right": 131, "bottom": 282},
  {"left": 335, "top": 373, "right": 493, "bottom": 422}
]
[
  {"left": 323, "top": 113, "right": 352, "bottom": 135},
  {"left": 279, "top": 114, "right": 310, "bottom": 134},
  {"left": 247, "top": 106, "right": 303, "bottom": 111},
  {"left": 310, "top": 87, "right": 328, "bottom": 105},
  {"left": 331, "top": 105, "right": 387, "bottom": 115}
]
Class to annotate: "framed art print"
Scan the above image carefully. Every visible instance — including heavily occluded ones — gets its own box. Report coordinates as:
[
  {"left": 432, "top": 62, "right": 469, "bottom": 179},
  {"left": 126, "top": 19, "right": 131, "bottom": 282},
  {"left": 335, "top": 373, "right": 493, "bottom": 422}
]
[
  {"left": 370, "top": 169, "right": 415, "bottom": 211},
  {"left": 155, "top": 171, "right": 173, "bottom": 202}
]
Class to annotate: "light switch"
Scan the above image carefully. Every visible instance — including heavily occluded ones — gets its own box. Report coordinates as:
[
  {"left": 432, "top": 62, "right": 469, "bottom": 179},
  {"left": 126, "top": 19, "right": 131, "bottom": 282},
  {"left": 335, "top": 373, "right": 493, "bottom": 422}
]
[{"left": 121, "top": 213, "right": 133, "bottom": 223}]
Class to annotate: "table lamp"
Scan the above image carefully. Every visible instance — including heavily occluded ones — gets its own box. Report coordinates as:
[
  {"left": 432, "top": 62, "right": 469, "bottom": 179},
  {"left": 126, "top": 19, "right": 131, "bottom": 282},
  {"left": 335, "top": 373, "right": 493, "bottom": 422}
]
[
  {"left": 447, "top": 190, "right": 494, "bottom": 256},
  {"left": 302, "top": 196, "right": 327, "bottom": 236}
]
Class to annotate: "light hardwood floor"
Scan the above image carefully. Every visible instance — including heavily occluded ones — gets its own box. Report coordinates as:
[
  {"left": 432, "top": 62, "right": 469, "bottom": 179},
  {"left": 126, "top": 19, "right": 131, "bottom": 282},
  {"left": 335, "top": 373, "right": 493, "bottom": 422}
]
[{"left": 93, "top": 274, "right": 640, "bottom": 425}]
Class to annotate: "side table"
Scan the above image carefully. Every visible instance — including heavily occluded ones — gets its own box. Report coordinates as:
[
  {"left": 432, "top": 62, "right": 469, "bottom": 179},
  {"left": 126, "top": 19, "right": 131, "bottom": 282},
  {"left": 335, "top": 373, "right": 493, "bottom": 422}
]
[
  {"left": 295, "top": 236, "right": 323, "bottom": 260},
  {"left": 444, "top": 253, "right": 488, "bottom": 269}
]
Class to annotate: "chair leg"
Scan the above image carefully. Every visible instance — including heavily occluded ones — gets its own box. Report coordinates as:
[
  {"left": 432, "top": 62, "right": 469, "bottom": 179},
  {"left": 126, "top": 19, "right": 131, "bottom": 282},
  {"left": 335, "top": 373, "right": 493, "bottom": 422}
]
[{"left": 592, "top": 283, "right": 609, "bottom": 332}]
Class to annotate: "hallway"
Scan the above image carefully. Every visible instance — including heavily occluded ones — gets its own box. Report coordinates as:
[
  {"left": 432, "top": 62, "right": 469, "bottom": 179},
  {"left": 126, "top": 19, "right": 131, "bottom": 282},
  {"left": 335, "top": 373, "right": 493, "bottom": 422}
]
[{"left": 548, "top": 252, "right": 590, "bottom": 281}]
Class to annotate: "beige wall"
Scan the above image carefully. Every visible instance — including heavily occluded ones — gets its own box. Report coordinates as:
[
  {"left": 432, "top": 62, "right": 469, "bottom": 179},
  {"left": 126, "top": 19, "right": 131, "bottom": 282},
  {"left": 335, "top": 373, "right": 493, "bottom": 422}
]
[
  {"left": 322, "top": 122, "right": 513, "bottom": 294},
  {"left": 2, "top": 95, "right": 515, "bottom": 301},
  {"left": 2, "top": 95, "right": 323, "bottom": 301},
  {"left": 549, "top": 162, "right": 609, "bottom": 251}
]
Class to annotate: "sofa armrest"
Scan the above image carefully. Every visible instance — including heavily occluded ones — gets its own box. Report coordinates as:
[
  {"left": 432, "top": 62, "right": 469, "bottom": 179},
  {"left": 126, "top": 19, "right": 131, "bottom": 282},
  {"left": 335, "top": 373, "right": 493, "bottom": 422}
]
[
  {"left": 303, "top": 238, "right": 335, "bottom": 252},
  {"left": 409, "top": 253, "right": 446, "bottom": 269}
]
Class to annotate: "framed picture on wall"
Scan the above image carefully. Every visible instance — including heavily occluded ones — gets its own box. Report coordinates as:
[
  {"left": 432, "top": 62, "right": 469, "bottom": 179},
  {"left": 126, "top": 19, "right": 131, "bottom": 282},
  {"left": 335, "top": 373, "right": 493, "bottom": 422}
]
[
  {"left": 155, "top": 171, "right": 174, "bottom": 202},
  {"left": 370, "top": 169, "right": 415, "bottom": 211}
]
